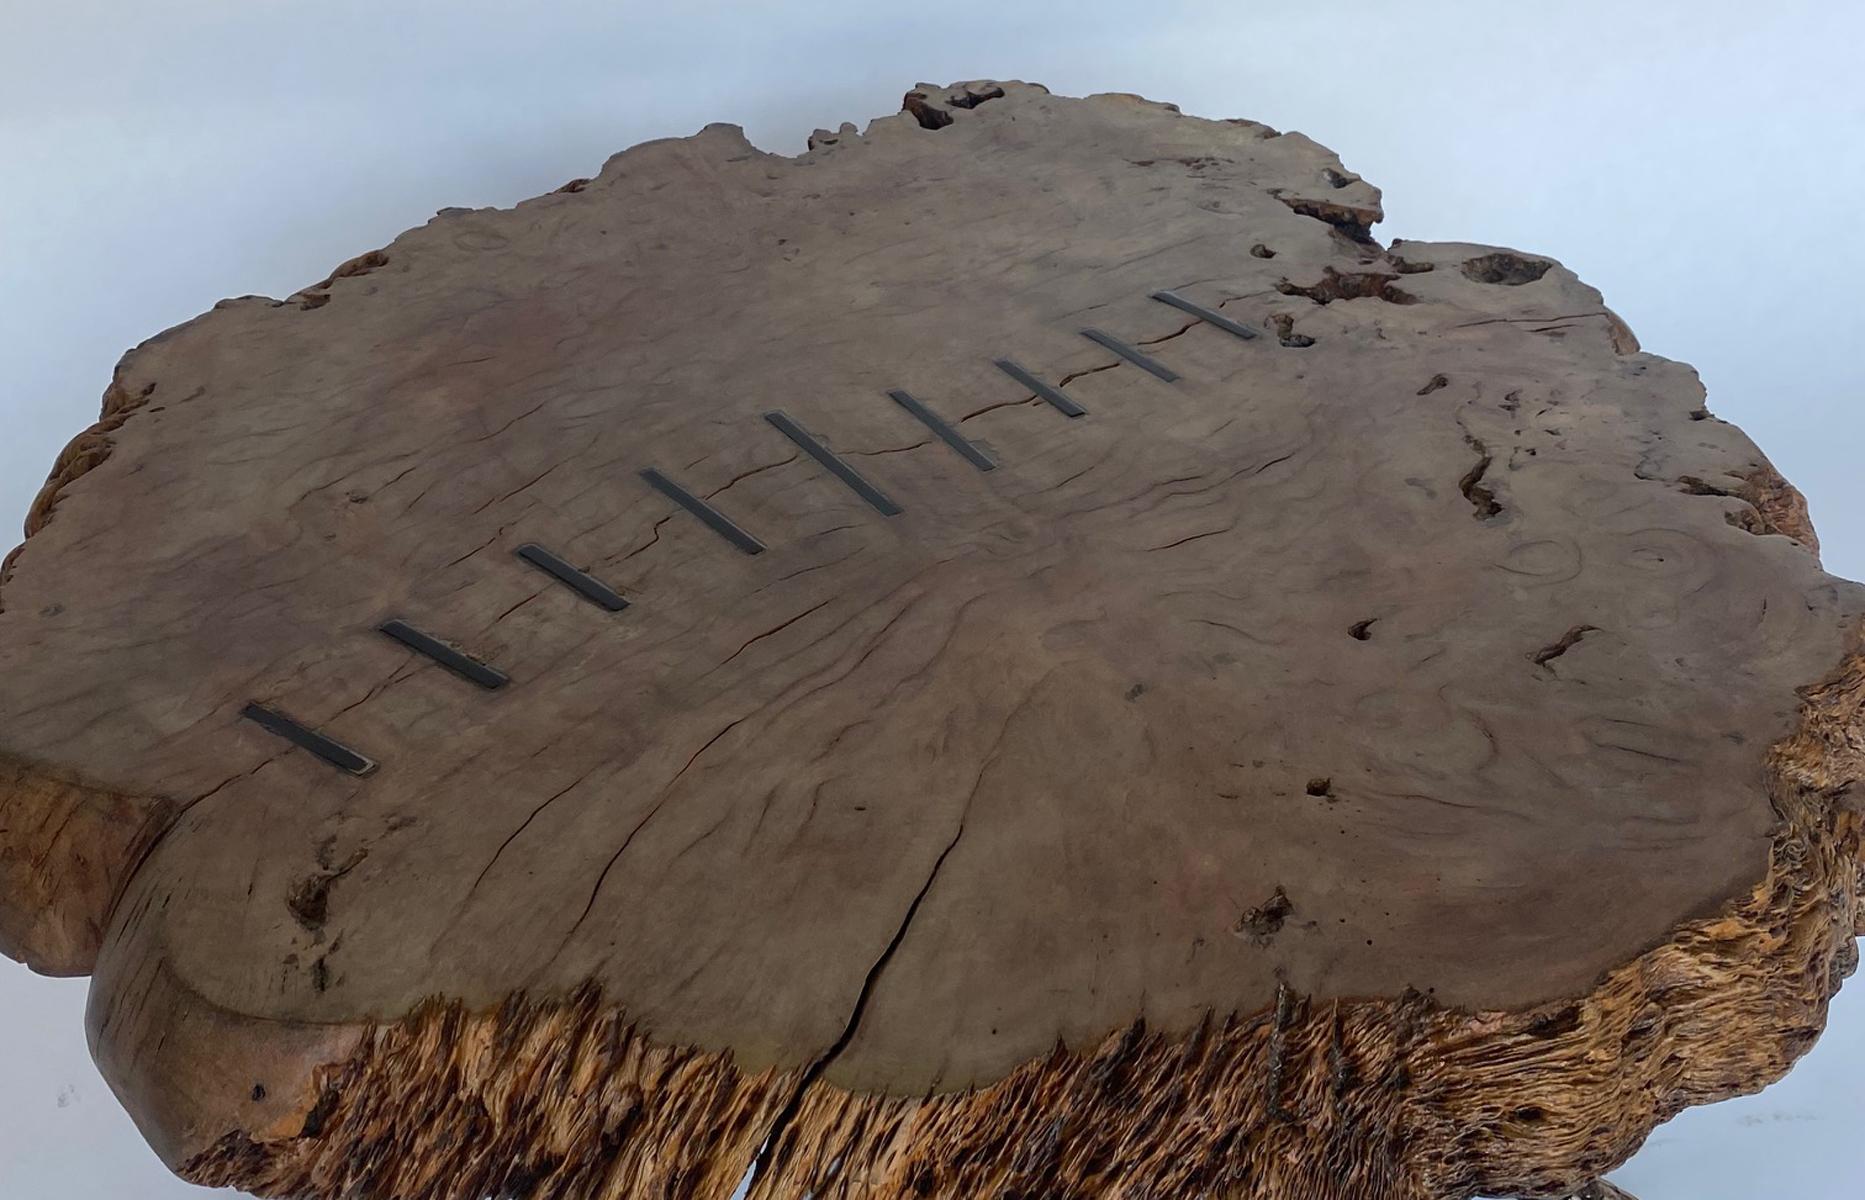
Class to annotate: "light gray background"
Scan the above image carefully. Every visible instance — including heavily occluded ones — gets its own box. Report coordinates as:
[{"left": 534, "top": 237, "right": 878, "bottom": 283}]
[{"left": 1, "top": 3, "right": 1859, "bottom": 1196}]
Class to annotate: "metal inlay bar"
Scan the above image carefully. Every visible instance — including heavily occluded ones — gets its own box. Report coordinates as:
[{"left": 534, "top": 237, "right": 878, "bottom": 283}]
[
  {"left": 639, "top": 467, "right": 767, "bottom": 555},
  {"left": 378, "top": 619, "right": 508, "bottom": 690},
  {"left": 993, "top": 358, "right": 1087, "bottom": 417},
  {"left": 515, "top": 543, "right": 630, "bottom": 611},
  {"left": 763, "top": 410, "right": 903, "bottom": 516},
  {"left": 1079, "top": 328, "right": 1182, "bottom": 382},
  {"left": 241, "top": 702, "right": 376, "bottom": 776},
  {"left": 1149, "top": 289, "right": 1260, "bottom": 341},
  {"left": 886, "top": 389, "right": 996, "bottom": 471}
]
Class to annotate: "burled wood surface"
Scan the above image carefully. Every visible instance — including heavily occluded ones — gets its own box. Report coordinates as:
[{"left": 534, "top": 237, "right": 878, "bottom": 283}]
[{"left": 1, "top": 81, "right": 1861, "bottom": 1192}]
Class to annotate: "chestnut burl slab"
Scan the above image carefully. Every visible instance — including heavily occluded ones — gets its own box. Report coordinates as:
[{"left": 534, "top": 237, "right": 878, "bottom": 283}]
[{"left": 1, "top": 81, "right": 1860, "bottom": 1200}]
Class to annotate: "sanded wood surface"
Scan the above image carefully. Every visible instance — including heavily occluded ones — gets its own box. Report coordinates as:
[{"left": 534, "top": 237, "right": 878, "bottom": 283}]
[{"left": 1, "top": 81, "right": 1861, "bottom": 1199}]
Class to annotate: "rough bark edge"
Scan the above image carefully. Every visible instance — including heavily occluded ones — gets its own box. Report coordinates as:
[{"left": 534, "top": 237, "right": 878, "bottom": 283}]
[
  {"left": 1271, "top": 192, "right": 1384, "bottom": 243},
  {"left": 1600, "top": 307, "right": 1640, "bottom": 355},
  {"left": 0, "top": 368, "right": 155, "bottom": 617},
  {"left": 0, "top": 241, "right": 394, "bottom": 615},
  {"left": 1673, "top": 460, "right": 1821, "bottom": 563},
  {"left": 0, "top": 249, "right": 405, "bottom": 969},
  {"left": 0, "top": 754, "right": 175, "bottom": 976},
  {"left": 1735, "top": 463, "right": 1821, "bottom": 559},
  {"left": 173, "top": 635, "right": 1864, "bottom": 1200},
  {"left": 0, "top": 362, "right": 177, "bottom": 973},
  {"left": 23, "top": 374, "right": 157, "bottom": 543}
]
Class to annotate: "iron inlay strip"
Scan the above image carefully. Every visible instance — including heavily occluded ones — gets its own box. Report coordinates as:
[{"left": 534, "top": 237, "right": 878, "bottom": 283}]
[
  {"left": 640, "top": 467, "right": 767, "bottom": 555},
  {"left": 886, "top": 389, "right": 996, "bottom": 471},
  {"left": 379, "top": 619, "right": 509, "bottom": 690},
  {"left": 1079, "top": 327, "right": 1182, "bottom": 382},
  {"left": 241, "top": 702, "right": 376, "bottom": 776},
  {"left": 993, "top": 358, "right": 1087, "bottom": 418},
  {"left": 1149, "top": 289, "right": 1259, "bottom": 341},
  {"left": 763, "top": 410, "right": 904, "bottom": 516},
  {"left": 515, "top": 543, "right": 630, "bottom": 611}
]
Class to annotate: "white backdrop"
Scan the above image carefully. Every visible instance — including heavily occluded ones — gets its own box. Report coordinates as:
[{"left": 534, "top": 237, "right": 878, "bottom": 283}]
[{"left": 1, "top": 3, "right": 1860, "bottom": 1197}]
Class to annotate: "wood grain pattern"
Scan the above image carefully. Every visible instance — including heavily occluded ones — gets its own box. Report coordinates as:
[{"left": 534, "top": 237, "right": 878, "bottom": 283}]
[{"left": 1, "top": 81, "right": 1860, "bottom": 1198}]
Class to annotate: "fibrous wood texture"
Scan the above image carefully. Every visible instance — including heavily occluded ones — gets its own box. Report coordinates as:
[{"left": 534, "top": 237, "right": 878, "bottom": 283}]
[{"left": 2, "top": 81, "right": 1861, "bottom": 1200}]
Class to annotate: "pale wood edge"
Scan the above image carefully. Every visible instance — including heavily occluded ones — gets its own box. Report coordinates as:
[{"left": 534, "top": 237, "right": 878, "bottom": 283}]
[{"left": 0, "top": 752, "right": 175, "bottom": 976}]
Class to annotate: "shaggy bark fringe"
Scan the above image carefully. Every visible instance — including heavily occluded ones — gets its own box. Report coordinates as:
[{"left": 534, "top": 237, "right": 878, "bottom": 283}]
[
  {"left": 180, "top": 642, "right": 1865, "bottom": 1200},
  {"left": 0, "top": 364, "right": 179, "bottom": 976},
  {"left": 0, "top": 369, "right": 158, "bottom": 616}
]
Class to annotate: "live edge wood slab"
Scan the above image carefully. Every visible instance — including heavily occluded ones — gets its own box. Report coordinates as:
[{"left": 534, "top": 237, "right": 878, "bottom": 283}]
[{"left": 1, "top": 81, "right": 1860, "bottom": 1200}]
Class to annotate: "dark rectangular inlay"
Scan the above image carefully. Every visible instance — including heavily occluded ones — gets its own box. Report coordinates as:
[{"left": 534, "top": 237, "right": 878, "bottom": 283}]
[
  {"left": 886, "top": 389, "right": 996, "bottom": 471},
  {"left": 639, "top": 467, "right": 767, "bottom": 555},
  {"left": 993, "top": 358, "right": 1087, "bottom": 418},
  {"left": 1149, "top": 289, "right": 1260, "bottom": 341},
  {"left": 1079, "top": 327, "right": 1182, "bottom": 382},
  {"left": 763, "top": 410, "right": 904, "bottom": 516},
  {"left": 378, "top": 619, "right": 508, "bottom": 690},
  {"left": 241, "top": 702, "right": 376, "bottom": 776},
  {"left": 515, "top": 543, "right": 629, "bottom": 611}
]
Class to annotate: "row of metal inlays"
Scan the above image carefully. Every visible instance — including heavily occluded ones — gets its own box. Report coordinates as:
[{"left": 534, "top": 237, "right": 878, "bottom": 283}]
[{"left": 240, "top": 290, "right": 1254, "bottom": 775}]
